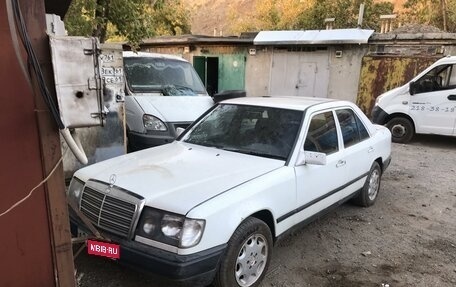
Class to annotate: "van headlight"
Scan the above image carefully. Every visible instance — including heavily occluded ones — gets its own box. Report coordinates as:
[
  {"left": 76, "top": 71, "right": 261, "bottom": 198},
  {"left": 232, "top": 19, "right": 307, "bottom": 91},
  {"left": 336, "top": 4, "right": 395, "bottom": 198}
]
[
  {"left": 135, "top": 207, "right": 205, "bottom": 248},
  {"left": 67, "top": 177, "right": 85, "bottom": 206},
  {"left": 143, "top": 114, "right": 167, "bottom": 131}
]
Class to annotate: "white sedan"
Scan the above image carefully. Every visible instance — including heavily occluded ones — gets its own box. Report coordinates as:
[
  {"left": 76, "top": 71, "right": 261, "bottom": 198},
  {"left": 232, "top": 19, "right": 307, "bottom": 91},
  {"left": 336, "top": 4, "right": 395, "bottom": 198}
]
[{"left": 68, "top": 96, "right": 391, "bottom": 287}]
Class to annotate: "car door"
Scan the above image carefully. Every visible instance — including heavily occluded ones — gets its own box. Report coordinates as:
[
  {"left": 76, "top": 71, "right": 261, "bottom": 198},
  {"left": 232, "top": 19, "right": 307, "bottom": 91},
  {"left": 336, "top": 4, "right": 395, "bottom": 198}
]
[
  {"left": 292, "top": 110, "right": 348, "bottom": 225},
  {"left": 335, "top": 108, "right": 374, "bottom": 193},
  {"left": 410, "top": 64, "right": 456, "bottom": 135}
]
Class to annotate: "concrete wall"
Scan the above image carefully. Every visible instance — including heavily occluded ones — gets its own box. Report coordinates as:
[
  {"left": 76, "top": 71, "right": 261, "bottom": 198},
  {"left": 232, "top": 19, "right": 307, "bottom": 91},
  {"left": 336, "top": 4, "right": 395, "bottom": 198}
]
[
  {"left": 245, "top": 47, "right": 272, "bottom": 96},
  {"left": 143, "top": 44, "right": 368, "bottom": 103},
  {"left": 327, "top": 45, "right": 368, "bottom": 102},
  {"left": 141, "top": 33, "right": 456, "bottom": 107}
]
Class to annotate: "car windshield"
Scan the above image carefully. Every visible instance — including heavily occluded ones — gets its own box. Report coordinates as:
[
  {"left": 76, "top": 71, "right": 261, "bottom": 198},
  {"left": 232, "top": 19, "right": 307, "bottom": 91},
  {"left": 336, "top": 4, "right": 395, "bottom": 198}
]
[
  {"left": 182, "top": 104, "right": 302, "bottom": 160},
  {"left": 124, "top": 57, "right": 207, "bottom": 95}
]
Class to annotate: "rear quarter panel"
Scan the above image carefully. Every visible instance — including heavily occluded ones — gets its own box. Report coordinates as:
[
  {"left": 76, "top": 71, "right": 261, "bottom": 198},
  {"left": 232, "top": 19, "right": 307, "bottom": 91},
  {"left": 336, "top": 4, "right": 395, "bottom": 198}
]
[{"left": 372, "top": 125, "right": 392, "bottom": 169}]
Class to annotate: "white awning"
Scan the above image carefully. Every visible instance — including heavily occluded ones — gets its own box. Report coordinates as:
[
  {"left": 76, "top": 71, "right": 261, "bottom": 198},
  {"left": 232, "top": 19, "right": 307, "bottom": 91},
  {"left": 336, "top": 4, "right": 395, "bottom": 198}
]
[{"left": 254, "top": 29, "right": 374, "bottom": 45}]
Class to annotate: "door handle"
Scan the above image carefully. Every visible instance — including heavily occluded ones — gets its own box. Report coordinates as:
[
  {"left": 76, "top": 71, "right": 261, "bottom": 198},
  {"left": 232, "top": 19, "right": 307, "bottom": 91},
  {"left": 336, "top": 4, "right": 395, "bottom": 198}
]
[
  {"left": 336, "top": 160, "right": 346, "bottom": 168},
  {"left": 448, "top": 95, "right": 456, "bottom": 101},
  {"left": 368, "top": 147, "right": 374, "bottom": 153}
]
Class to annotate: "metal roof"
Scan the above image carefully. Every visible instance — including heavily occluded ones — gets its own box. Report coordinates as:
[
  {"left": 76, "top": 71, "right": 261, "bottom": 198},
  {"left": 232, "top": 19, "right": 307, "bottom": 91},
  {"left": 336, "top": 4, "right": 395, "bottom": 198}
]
[{"left": 254, "top": 29, "right": 375, "bottom": 45}]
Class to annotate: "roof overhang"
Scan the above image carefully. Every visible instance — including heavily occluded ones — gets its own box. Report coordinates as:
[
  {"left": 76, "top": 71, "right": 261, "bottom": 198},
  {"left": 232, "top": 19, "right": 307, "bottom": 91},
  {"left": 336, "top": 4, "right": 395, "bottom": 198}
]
[{"left": 254, "top": 29, "right": 375, "bottom": 45}]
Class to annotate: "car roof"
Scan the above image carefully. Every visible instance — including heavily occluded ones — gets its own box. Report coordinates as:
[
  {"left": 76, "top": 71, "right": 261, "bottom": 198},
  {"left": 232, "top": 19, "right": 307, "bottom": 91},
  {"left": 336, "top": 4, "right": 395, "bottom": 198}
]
[
  {"left": 220, "top": 96, "right": 343, "bottom": 111},
  {"left": 122, "top": 51, "right": 187, "bottom": 62}
]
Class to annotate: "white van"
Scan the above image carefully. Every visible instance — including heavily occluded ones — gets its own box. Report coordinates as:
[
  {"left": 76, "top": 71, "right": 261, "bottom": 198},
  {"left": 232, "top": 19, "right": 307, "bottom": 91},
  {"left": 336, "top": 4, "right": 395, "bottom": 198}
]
[
  {"left": 372, "top": 56, "right": 456, "bottom": 143},
  {"left": 123, "top": 51, "right": 213, "bottom": 151}
]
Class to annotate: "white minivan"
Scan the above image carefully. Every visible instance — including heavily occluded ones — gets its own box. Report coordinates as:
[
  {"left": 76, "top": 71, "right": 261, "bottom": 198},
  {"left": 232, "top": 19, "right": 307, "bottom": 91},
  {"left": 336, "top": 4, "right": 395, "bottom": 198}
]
[
  {"left": 123, "top": 51, "right": 213, "bottom": 151},
  {"left": 372, "top": 56, "right": 456, "bottom": 143}
]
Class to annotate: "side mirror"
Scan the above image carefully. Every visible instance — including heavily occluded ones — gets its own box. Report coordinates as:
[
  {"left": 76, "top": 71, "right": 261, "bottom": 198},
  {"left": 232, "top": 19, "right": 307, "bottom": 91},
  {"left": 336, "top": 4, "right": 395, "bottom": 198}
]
[
  {"left": 176, "top": 127, "right": 185, "bottom": 137},
  {"left": 409, "top": 81, "right": 417, "bottom": 95},
  {"left": 296, "top": 151, "right": 327, "bottom": 166}
]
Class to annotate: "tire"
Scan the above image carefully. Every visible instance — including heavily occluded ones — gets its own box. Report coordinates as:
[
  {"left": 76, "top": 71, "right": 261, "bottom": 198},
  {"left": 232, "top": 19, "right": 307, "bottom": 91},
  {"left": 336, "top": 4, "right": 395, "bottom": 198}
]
[
  {"left": 214, "top": 217, "right": 273, "bottom": 287},
  {"left": 353, "top": 161, "right": 382, "bottom": 207},
  {"left": 386, "top": 117, "right": 414, "bottom": 143}
]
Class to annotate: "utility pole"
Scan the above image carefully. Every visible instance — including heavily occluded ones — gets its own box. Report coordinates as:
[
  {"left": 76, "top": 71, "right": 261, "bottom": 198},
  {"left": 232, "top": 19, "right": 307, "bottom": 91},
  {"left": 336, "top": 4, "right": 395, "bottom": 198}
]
[{"left": 441, "top": 0, "right": 448, "bottom": 32}]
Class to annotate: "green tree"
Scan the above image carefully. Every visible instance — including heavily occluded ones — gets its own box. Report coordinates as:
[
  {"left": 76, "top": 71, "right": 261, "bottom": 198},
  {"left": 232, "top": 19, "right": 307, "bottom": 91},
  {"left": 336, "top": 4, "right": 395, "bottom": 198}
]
[
  {"left": 150, "top": 0, "right": 191, "bottom": 36},
  {"left": 402, "top": 0, "right": 455, "bottom": 31},
  {"left": 64, "top": 0, "right": 190, "bottom": 47},
  {"left": 298, "top": 0, "right": 394, "bottom": 31}
]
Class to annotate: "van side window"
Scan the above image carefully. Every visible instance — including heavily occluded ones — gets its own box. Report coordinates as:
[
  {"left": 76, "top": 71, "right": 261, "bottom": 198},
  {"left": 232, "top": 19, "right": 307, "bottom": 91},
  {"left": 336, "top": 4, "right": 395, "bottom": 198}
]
[
  {"left": 414, "top": 64, "right": 456, "bottom": 94},
  {"left": 336, "top": 109, "right": 369, "bottom": 148},
  {"left": 304, "top": 112, "right": 338, "bottom": 154}
]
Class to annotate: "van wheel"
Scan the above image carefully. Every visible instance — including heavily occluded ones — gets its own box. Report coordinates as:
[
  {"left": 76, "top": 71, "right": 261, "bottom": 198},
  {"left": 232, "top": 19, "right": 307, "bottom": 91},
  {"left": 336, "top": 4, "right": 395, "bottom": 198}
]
[
  {"left": 352, "top": 161, "right": 382, "bottom": 207},
  {"left": 214, "top": 217, "right": 273, "bottom": 287},
  {"left": 386, "top": 117, "right": 414, "bottom": 143}
]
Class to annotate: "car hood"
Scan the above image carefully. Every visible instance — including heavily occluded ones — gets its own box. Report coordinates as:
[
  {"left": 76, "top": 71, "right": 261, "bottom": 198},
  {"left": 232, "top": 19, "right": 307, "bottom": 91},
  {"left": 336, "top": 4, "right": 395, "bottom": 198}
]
[
  {"left": 134, "top": 95, "right": 214, "bottom": 122},
  {"left": 75, "top": 142, "right": 284, "bottom": 215}
]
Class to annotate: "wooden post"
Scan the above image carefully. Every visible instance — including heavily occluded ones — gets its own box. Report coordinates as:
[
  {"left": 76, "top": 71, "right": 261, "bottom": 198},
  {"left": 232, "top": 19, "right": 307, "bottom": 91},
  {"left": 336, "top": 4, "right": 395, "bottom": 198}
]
[{"left": 19, "top": 0, "right": 76, "bottom": 286}]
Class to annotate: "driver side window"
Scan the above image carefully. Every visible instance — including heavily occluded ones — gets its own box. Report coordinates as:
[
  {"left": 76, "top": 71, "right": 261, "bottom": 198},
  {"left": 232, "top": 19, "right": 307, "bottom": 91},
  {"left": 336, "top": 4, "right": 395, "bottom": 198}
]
[
  {"left": 304, "top": 111, "right": 338, "bottom": 155},
  {"left": 414, "top": 64, "right": 456, "bottom": 94}
]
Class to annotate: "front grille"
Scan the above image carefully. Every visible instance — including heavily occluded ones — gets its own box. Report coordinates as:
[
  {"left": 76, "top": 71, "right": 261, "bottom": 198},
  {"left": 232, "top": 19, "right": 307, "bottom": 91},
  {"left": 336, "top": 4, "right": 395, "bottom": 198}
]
[{"left": 80, "top": 186, "right": 137, "bottom": 238}]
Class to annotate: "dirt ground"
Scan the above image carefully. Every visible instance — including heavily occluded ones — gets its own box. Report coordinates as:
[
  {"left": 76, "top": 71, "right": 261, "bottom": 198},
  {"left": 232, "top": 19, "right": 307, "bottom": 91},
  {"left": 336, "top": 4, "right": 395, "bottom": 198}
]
[{"left": 75, "top": 134, "right": 456, "bottom": 287}]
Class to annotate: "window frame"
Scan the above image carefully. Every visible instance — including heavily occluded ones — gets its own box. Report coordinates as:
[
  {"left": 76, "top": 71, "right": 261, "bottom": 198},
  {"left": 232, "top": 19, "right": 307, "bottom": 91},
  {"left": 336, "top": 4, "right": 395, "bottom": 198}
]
[
  {"left": 302, "top": 109, "right": 341, "bottom": 155},
  {"left": 334, "top": 107, "right": 371, "bottom": 149}
]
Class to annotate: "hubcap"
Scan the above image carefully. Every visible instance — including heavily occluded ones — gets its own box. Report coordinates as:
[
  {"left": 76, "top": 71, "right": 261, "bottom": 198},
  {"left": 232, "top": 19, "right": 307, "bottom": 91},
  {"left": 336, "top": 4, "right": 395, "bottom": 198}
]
[
  {"left": 391, "top": 124, "right": 406, "bottom": 138},
  {"left": 235, "top": 233, "right": 268, "bottom": 287},
  {"left": 368, "top": 169, "right": 380, "bottom": 201}
]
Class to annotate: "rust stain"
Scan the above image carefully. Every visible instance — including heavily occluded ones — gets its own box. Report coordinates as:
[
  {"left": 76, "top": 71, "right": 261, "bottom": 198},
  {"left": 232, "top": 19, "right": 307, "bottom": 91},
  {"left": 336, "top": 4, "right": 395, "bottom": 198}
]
[{"left": 356, "top": 56, "right": 440, "bottom": 115}]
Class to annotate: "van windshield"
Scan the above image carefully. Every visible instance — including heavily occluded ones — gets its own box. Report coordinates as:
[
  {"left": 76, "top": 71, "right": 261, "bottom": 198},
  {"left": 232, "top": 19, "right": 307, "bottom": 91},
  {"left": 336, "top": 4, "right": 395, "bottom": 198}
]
[{"left": 124, "top": 57, "right": 207, "bottom": 95}]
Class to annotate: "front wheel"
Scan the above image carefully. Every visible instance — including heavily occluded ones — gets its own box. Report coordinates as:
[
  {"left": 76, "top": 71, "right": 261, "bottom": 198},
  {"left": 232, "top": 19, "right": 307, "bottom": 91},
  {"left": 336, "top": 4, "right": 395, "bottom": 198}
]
[
  {"left": 353, "top": 161, "right": 382, "bottom": 207},
  {"left": 214, "top": 217, "right": 273, "bottom": 287},
  {"left": 386, "top": 117, "right": 414, "bottom": 143}
]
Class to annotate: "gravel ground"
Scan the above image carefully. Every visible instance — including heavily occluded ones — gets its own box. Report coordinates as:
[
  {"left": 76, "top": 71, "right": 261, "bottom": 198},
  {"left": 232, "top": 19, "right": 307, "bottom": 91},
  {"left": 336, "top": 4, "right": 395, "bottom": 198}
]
[{"left": 75, "top": 134, "right": 456, "bottom": 287}]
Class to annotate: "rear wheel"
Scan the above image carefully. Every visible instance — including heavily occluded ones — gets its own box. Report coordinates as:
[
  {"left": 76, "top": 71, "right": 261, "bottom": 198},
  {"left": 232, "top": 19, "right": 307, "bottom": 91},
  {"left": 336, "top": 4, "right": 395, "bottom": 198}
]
[
  {"left": 353, "top": 161, "right": 382, "bottom": 207},
  {"left": 214, "top": 217, "right": 273, "bottom": 287},
  {"left": 386, "top": 117, "right": 414, "bottom": 143}
]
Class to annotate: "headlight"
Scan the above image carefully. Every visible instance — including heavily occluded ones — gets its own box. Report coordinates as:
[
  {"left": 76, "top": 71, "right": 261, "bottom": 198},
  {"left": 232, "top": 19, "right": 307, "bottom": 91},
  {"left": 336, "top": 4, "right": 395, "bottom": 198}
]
[
  {"left": 67, "top": 177, "right": 85, "bottom": 206},
  {"left": 135, "top": 207, "right": 205, "bottom": 248},
  {"left": 143, "top": 114, "right": 167, "bottom": 131}
]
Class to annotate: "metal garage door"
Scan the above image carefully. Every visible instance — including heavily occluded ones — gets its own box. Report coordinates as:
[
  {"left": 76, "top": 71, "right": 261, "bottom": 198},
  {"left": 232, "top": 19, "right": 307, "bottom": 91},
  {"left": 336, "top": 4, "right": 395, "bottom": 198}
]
[{"left": 269, "top": 50, "right": 329, "bottom": 98}]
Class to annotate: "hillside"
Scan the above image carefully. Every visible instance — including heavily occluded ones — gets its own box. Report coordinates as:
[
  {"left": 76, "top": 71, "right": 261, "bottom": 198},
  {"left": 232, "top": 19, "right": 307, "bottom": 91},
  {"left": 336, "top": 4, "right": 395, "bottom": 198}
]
[
  {"left": 182, "top": 0, "right": 406, "bottom": 36},
  {"left": 182, "top": 0, "right": 254, "bottom": 36}
]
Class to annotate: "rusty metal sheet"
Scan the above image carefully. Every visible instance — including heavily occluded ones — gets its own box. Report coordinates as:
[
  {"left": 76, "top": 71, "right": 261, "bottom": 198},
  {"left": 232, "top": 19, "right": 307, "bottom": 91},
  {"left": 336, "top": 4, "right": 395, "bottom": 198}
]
[
  {"left": 0, "top": 1, "right": 55, "bottom": 286},
  {"left": 356, "top": 56, "right": 440, "bottom": 114},
  {"left": 62, "top": 43, "right": 126, "bottom": 178}
]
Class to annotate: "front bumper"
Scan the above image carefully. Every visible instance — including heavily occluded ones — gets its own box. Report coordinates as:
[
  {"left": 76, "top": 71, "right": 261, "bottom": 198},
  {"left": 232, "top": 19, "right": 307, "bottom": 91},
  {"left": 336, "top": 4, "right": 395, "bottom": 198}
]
[
  {"left": 371, "top": 105, "right": 389, "bottom": 125},
  {"left": 70, "top": 212, "right": 225, "bottom": 286}
]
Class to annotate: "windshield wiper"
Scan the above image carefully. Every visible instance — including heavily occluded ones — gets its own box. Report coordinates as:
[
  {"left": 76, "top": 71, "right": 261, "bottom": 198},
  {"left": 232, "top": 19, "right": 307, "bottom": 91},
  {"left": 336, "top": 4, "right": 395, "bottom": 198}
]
[
  {"left": 173, "top": 84, "right": 195, "bottom": 93},
  {"left": 161, "top": 84, "right": 196, "bottom": 96},
  {"left": 221, "top": 147, "right": 285, "bottom": 160}
]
